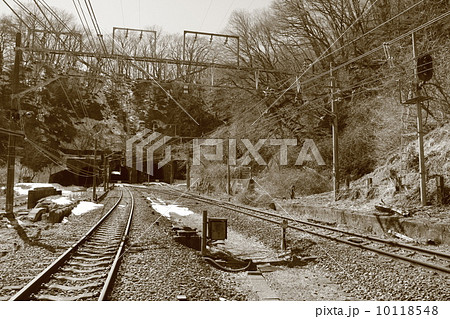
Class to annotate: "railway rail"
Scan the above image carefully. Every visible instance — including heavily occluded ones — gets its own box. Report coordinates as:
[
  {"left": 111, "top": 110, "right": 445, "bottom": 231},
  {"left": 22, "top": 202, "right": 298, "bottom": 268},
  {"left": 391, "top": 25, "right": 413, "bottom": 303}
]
[
  {"left": 9, "top": 187, "right": 135, "bottom": 301},
  {"left": 139, "top": 184, "right": 450, "bottom": 275}
]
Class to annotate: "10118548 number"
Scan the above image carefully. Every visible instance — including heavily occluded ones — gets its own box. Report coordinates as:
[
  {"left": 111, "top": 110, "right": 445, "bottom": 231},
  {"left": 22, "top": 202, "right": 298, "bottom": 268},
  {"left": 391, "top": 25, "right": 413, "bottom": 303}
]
[{"left": 377, "top": 306, "right": 438, "bottom": 316}]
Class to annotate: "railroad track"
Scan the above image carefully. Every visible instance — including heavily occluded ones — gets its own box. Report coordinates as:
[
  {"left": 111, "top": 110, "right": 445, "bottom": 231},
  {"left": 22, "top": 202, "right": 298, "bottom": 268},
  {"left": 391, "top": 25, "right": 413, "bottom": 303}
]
[
  {"left": 138, "top": 184, "right": 450, "bottom": 275},
  {"left": 9, "top": 187, "right": 135, "bottom": 301}
]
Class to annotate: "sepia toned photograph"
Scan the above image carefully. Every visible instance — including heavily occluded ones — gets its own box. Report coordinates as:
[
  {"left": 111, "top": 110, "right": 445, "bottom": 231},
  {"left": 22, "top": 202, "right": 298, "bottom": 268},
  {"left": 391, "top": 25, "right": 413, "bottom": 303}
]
[{"left": 0, "top": 0, "right": 448, "bottom": 314}]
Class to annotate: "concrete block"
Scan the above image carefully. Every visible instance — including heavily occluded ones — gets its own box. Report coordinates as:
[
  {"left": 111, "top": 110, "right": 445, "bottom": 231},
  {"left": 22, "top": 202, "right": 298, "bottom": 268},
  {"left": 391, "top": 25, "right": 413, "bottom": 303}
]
[{"left": 28, "top": 187, "right": 60, "bottom": 209}]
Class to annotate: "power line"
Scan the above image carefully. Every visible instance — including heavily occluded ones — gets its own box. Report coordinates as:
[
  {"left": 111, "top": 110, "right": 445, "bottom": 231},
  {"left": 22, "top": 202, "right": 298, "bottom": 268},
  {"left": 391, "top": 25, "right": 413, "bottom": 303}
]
[
  {"left": 200, "top": 0, "right": 213, "bottom": 30},
  {"left": 307, "top": 0, "right": 426, "bottom": 74},
  {"left": 120, "top": 0, "right": 124, "bottom": 25},
  {"left": 218, "top": 0, "right": 236, "bottom": 32},
  {"left": 252, "top": 8, "right": 450, "bottom": 126},
  {"left": 252, "top": 0, "right": 385, "bottom": 125}
]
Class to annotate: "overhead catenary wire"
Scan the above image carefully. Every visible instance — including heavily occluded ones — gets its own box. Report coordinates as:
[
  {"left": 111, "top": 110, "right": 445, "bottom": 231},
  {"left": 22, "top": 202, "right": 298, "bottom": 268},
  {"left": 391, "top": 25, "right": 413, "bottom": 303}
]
[
  {"left": 2, "top": 0, "right": 32, "bottom": 29},
  {"left": 72, "top": 0, "right": 100, "bottom": 54},
  {"left": 252, "top": 48, "right": 444, "bottom": 134},
  {"left": 3, "top": 6, "right": 108, "bottom": 173},
  {"left": 305, "top": 0, "right": 426, "bottom": 74},
  {"left": 221, "top": 1, "right": 434, "bottom": 121},
  {"left": 18, "top": 0, "right": 100, "bottom": 135},
  {"left": 251, "top": 9, "right": 450, "bottom": 126},
  {"left": 4, "top": 0, "right": 447, "bottom": 138},
  {"left": 25, "top": 137, "right": 99, "bottom": 177},
  {"left": 217, "top": 0, "right": 236, "bottom": 32},
  {"left": 251, "top": 0, "right": 386, "bottom": 125},
  {"left": 8, "top": 0, "right": 109, "bottom": 77},
  {"left": 200, "top": 0, "right": 213, "bottom": 30}
]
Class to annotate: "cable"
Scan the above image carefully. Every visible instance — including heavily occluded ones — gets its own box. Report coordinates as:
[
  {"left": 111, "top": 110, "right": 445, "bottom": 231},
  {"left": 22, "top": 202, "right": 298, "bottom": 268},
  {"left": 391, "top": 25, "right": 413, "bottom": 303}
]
[
  {"left": 305, "top": 0, "right": 426, "bottom": 74},
  {"left": 25, "top": 138, "right": 98, "bottom": 177},
  {"left": 106, "top": 32, "right": 201, "bottom": 125},
  {"left": 73, "top": 0, "right": 99, "bottom": 53},
  {"left": 217, "top": 0, "right": 236, "bottom": 32},
  {"left": 203, "top": 256, "right": 254, "bottom": 272},
  {"left": 2, "top": 0, "right": 32, "bottom": 29},
  {"left": 252, "top": 9, "right": 450, "bottom": 126},
  {"left": 200, "top": 0, "right": 213, "bottom": 30},
  {"left": 120, "top": 0, "right": 124, "bottom": 25}
]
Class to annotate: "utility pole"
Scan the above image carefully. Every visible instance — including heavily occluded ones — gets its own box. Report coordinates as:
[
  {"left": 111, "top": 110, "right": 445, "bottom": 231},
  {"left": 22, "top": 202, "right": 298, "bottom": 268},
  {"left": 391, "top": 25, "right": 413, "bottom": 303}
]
[
  {"left": 330, "top": 63, "right": 339, "bottom": 201},
  {"left": 103, "top": 155, "right": 107, "bottom": 192},
  {"left": 226, "top": 141, "right": 231, "bottom": 196},
  {"left": 5, "top": 32, "right": 22, "bottom": 218},
  {"left": 93, "top": 138, "right": 97, "bottom": 202},
  {"left": 412, "top": 33, "right": 427, "bottom": 206}
]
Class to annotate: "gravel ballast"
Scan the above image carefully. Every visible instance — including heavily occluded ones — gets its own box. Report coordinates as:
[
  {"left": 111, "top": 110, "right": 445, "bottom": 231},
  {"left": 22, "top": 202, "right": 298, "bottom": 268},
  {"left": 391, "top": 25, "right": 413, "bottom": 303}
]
[
  {"left": 110, "top": 190, "right": 254, "bottom": 300},
  {"left": 149, "top": 186, "right": 450, "bottom": 301},
  {"left": 2, "top": 185, "right": 448, "bottom": 301}
]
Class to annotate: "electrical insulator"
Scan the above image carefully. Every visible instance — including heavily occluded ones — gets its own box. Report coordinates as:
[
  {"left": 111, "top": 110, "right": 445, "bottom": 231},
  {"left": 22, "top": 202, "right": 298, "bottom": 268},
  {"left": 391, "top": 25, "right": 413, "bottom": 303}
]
[{"left": 417, "top": 54, "right": 433, "bottom": 82}]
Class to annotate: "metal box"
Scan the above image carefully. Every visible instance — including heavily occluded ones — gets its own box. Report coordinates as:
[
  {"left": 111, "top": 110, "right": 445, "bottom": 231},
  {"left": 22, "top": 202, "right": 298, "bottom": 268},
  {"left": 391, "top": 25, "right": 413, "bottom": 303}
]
[{"left": 207, "top": 218, "right": 227, "bottom": 240}]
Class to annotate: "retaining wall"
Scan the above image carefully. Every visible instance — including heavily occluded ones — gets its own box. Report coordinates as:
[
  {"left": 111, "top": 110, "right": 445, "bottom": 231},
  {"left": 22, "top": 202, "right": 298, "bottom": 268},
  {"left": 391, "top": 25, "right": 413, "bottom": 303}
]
[{"left": 285, "top": 204, "right": 449, "bottom": 245}]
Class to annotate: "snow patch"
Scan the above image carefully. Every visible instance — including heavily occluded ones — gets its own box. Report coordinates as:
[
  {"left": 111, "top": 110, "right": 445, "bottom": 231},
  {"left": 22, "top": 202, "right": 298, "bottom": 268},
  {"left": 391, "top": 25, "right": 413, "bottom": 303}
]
[
  {"left": 51, "top": 197, "right": 73, "bottom": 205},
  {"left": 72, "top": 201, "right": 103, "bottom": 216},
  {"left": 14, "top": 183, "right": 59, "bottom": 196},
  {"left": 146, "top": 197, "right": 194, "bottom": 219}
]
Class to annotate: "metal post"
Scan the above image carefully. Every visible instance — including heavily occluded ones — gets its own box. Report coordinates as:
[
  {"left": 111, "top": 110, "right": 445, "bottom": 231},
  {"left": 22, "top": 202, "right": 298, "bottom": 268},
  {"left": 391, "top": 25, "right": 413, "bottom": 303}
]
[
  {"left": 106, "top": 158, "right": 110, "bottom": 190},
  {"left": 226, "top": 140, "right": 231, "bottom": 195},
  {"left": 182, "top": 31, "right": 186, "bottom": 61},
  {"left": 201, "top": 210, "right": 208, "bottom": 256},
  {"left": 185, "top": 155, "right": 190, "bottom": 194},
  {"left": 5, "top": 32, "right": 22, "bottom": 218},
  {"left": 5, "top": 136, "right": 16, "bottom": 216},
  {"left": 330, "top": 63, "right": 339, "bottom": 201},
  {"left": 169, "top": 161, "right": 174, "bottom": 184},
  {"left": 281, "top": 220, "right": 288, "bottom": 250},
  {"left": 436, "top": 175, "right": 444, "bottom": 205},
  {"left": 412, "top": 33, "right": 427, "bottom": 206},
  {"left": 103, "top": 155, "right": 107, "bottom": 192},
  {"left": 93, "top": 138, "right": 97, "bottom": 202}
]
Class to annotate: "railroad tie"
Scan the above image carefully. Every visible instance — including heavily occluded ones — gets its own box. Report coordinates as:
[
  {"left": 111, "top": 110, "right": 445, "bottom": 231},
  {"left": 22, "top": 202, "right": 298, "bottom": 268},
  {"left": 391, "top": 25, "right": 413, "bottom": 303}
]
[
  {"left": 60, "top": 266, "right": 108, "bottom": 274},
  {"left": 66, "top": 260, "right": 112, "bottom": 268},
  {"left": 34, "top": 291, "right": 99, "bottom": 301},
  {"left": 43, "top": 282, "right": 102, "bottom": 291},
  {"left": 83, "top": 243, "right": 117, "bottom": 249},
  {"left": 72, "top": 255, "right": 112, "bottom": 262},
  {"left": 75, "top": 251, "right": 115, "bottom": 258},
  {"left": 77, "top": 248, "right": 117, "bottom": 254},
  {"left": 53, "top": 273, "right": 107, "bottom": 281}
]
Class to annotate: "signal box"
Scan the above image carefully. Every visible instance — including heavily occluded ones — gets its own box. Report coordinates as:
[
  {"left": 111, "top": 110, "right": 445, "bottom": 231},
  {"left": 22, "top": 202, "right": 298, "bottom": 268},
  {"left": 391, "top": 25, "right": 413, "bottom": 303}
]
[{"left": 207, "top": 218, "right": 227, "bottom": 240}]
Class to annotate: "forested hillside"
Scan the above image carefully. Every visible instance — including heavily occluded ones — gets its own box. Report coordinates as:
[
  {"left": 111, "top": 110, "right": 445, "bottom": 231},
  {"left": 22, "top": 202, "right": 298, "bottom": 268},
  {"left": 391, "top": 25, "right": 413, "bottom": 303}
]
[{"left": 0, "top": 0, "right": 449, "bottom": 203}]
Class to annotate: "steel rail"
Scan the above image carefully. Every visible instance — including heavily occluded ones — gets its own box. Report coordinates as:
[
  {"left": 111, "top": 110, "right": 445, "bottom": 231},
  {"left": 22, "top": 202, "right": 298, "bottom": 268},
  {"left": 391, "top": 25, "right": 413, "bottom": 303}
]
[
  {"left": 9, "top": 190, "right": 124, "bottom": 301},
  {"left": 202, "top": 194, "right": 450, "bottom": 260},
  {"left": 98, "top": 187, "right": 135, "bottom": 300},
  {"left": 144, "top": 186, "right": 450, "bottom": 274}
]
